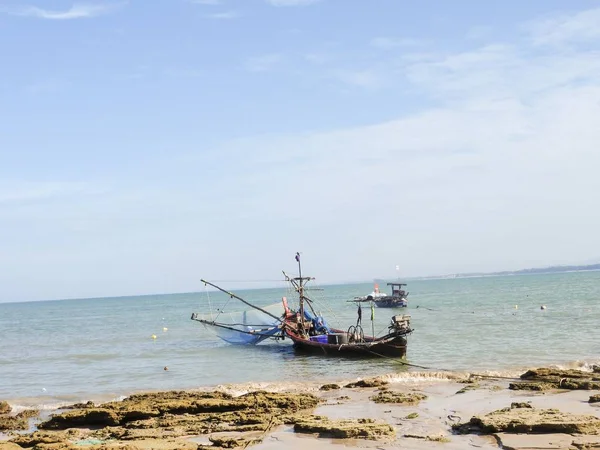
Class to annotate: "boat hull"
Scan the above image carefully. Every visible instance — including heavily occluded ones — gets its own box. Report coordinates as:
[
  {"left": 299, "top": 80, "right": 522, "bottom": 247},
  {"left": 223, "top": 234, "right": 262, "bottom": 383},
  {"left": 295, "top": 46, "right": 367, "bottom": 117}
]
[
  {"left": 374, "top": 298, "right": 408, "bottom": 308},
  {"left": 284, "top": 328, "right": 408, "bottom": 358}
]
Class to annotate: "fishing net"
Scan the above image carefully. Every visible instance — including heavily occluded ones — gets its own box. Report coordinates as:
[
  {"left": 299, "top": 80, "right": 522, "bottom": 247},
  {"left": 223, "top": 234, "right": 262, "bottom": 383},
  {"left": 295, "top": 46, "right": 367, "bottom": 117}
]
[{"left": 196, "top": 302, "right": 284, "bottom": 345}]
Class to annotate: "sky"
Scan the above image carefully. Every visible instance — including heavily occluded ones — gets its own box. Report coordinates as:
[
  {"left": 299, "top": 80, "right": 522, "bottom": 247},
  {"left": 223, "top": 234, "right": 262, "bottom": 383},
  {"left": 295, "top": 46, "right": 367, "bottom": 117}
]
[{"left": 1, "top": 0, "right": 600, "bottom": 302}]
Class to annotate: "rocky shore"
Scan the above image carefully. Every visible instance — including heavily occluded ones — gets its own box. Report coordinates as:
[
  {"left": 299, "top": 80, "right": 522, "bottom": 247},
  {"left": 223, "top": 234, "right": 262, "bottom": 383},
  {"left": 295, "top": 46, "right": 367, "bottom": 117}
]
[{"left": 1, "top": 366, "right": 599, "bottom": 450}]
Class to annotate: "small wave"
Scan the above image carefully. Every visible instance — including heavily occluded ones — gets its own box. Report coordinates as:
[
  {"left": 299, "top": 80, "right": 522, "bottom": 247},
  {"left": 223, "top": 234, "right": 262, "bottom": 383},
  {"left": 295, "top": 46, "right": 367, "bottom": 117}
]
[
  {"left": 5, "top": 393, "right": 129, "bottom": 413},
  {"left": 215, "top": 381, "right": 322, "bottom": 397},
  {"left": 545, "top": 359, "right": 600, "bottom": 372}
]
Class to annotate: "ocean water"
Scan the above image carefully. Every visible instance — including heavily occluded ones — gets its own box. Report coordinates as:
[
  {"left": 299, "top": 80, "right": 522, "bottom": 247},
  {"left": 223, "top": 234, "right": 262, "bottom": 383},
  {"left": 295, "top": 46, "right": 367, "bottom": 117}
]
[{"left": 1, "top": 271, "right": 599, "bottom": 409}]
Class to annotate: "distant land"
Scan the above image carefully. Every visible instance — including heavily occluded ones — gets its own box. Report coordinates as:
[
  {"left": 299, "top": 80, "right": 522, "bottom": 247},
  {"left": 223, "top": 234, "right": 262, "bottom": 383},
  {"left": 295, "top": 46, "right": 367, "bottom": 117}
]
[{"left": 376, "top": 263, "right": 600, "bottom": 282}]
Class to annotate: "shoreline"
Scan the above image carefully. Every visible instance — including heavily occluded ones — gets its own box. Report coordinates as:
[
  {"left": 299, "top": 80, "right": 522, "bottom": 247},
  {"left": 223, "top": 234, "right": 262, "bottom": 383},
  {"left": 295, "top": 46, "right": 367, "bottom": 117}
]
[
  {"left": 3, "top": 358, "right": 600, "bottom": 412},
  {"left": 2, "top": 366, "right": 600, "bottom": 449}
]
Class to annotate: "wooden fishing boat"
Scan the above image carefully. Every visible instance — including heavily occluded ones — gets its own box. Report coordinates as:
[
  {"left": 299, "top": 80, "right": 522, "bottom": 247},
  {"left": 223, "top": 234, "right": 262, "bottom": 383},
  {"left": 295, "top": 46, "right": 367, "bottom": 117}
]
[
  {"left": 192, "top": 253, "right": 413, "bottom": 358},
  {"left": 280, "top": 253, "right": 412, "bottom": 357}
]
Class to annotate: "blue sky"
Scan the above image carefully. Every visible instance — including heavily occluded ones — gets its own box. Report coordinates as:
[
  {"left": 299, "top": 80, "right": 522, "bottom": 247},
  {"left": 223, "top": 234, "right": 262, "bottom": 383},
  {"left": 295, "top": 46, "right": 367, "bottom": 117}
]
[{"left": 1, "top": 0, "right": 600, "bottom": 302}]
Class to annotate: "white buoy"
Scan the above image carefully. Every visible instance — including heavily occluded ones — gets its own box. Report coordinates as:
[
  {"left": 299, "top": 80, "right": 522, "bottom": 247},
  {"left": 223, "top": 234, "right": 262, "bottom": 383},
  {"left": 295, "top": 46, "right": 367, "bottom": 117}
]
[
  {"left": 541, "top": 305, "right": 547, "bottom": 310},
  {"left": 163, "top": 327, "right": 168, "bottom": 332},
  {"left": 151, "top": 334, "right": 157, "bottom": 339},
  {"left": 515, "top": 305, "right": 518, "bottom": 309}
]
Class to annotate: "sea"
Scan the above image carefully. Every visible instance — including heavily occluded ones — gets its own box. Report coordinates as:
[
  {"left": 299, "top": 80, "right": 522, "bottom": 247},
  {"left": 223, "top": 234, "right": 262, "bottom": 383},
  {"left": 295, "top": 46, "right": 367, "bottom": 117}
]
[{"left": 1, "top": 271, "right": 599, "bottom": 411}]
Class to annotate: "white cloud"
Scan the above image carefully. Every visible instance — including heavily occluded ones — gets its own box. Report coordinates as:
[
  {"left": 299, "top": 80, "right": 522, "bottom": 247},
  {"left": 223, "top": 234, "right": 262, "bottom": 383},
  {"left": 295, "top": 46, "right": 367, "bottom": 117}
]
[
  {"left": 0, "top": 2, "right": 125, "bottom": 20},
  {"left": 331, "top": 68, "right": 384, "bottom": 88},
  {"left": 266, "top": 0, "right": 321, "bottom": 6},
  {"left": 192, "top": 7, "right": 600, "bottom": 278},
  {"left": 527, "top": 8, "right": 600, "bottom": 46},
  {"left": 0, "top": 182, "right": 103, "bottom": 205}
]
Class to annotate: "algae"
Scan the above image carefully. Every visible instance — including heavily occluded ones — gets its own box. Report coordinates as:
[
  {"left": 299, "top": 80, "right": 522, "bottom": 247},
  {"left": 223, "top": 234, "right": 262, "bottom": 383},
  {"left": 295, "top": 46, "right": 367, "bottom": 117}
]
[
  {"left": 590, "top": 395, "right": 600, "bottom": 404},
  {"left": 0, "top": 402, "right": 11, "bottom": 415},
  {"left": 294, "top": 416, "right": 395, "bottom": 440},
  {"left": 369, "top": 391, "right": 427, "bottom": 405},
  {"left": 452, "top": 403, "right": 600, "bottom": 435},
  {"left": 510, "top": 368, "right": 600, "bottom": 391},
  {"left": 344, "top": 378, "right": 388, "bottom": 388},
  {"left": 319, "top": 384, "right": 341, "bottom": 391},
  {"left": 6, "top": 390, "right": 320, "bottom": 449}
]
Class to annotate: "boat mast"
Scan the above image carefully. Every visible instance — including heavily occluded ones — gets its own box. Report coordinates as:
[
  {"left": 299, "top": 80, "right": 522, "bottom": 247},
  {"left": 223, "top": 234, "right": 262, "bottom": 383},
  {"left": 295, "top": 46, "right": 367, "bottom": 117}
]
[{"left": 296, "top": 252, "right": 304, "bottom": 321}]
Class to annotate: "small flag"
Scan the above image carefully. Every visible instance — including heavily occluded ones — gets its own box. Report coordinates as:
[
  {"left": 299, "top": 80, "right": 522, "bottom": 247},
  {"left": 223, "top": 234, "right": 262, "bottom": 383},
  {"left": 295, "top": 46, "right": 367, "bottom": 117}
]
[
  {"left": 295, "top": 252, "right": 300, "bottom": 262},
  {"left": 370, "top": 301, "right": 375, "bottom": 321}
]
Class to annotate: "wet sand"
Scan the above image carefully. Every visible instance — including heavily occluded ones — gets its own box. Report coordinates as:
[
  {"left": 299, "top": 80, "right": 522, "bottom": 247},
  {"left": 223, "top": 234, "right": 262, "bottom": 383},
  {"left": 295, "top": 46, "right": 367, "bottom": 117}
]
[{"left": 2, "top": 369, "right": 600, "bottom": 450}]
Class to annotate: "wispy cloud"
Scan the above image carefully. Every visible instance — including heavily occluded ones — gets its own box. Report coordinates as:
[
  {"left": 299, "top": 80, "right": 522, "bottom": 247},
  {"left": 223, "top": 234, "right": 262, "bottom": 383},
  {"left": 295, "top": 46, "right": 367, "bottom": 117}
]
[
  {"left": 204, "top": 10, "right": 240, "bottom": 19},
  {"left": 331, "top": 68, "right": 384, "bottom": 88},
  {"left": 0, "top": 2, "right": 126, "bottom": 20},
  {"left": 188, "top": 6, "right": 600, "bottom": 277},
  {"left": 0, "top": 182, "right": 103, "bottom": 205},
  {"left": 527, "top": 8, "right": 600, "bottom": 46},
  {"left": 245, "top": 53, "right": 282, "bottom": 72},
  {"left": 266, "top": 0, "right": 322, "bottom": 6}
]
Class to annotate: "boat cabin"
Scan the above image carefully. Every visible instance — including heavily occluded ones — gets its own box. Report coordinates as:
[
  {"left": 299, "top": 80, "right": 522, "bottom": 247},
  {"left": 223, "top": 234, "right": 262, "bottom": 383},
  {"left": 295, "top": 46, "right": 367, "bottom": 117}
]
[{"left": 387, "top": 283, "right": 407, "bottom": 298}]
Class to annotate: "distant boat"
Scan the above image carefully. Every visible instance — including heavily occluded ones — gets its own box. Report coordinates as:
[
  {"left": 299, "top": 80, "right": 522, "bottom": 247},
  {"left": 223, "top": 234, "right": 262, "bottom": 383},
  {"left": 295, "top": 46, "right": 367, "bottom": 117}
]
[{"left": 351, "top": 283, "right": 409, "bottom": 308}]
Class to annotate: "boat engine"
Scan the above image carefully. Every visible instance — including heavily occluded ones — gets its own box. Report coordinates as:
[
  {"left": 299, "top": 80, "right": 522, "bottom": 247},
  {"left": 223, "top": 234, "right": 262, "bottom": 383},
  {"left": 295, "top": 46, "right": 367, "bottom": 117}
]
[{"left": 388, "top": 314, "right": 411, "bottom": 333}]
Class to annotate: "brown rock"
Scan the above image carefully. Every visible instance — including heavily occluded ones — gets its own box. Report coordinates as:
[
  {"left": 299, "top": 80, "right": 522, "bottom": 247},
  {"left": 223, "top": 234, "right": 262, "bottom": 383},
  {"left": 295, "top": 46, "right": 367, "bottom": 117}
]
[
  {"left": 344, "top": 378, "right": 388, "bottom": 388},
  {"left": 319, "top": 384, "right": 340, "bottom": 391},
  {"left": 590, "top": 395, "right": 600, "bottom": 404},
  {"left": 294, "top": 416, "right": 395, "bottom": 440},
  {"left": 0, "top": 415, "right": 28, "bottom": 432},
  {"left": 453, "top": 403, "right": 600, "bottom": 435},
  {"left": 0, "top": 443, "right": 23, "bottom": 450},
  {"left": 369, "top": 391, "right": 427, "bottom": 405},
  {"left": 510, "top": 368, "right": 600, "bottom": 391},
  {"left": 0, "top": 401, "right": 11, "bottom": 414}
]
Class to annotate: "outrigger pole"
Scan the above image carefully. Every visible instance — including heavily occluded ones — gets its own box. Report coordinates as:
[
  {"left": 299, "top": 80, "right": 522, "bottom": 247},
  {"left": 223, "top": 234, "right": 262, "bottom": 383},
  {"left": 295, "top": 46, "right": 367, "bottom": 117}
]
[{"left": 200, "top": 279, "right": 283, "bottom": 322}]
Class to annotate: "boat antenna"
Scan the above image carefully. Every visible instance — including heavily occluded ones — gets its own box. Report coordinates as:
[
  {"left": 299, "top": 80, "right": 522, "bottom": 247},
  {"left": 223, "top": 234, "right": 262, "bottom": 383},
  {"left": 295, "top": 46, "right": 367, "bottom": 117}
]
[{"left": 200, "top": 279, "right": 283, "bottom": 322}]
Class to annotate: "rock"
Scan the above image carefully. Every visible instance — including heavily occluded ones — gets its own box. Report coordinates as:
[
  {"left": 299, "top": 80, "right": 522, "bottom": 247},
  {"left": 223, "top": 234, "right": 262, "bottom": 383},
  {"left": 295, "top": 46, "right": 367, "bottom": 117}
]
[
  {"left": 344, "top": 378, "right": 388, "bottom": 388},
  {"left": 590, "top": 395, "right": 600, "bottom": 404},
  {"left": 0, "top": 401, "right": 11, "bottom": 414},
  {"left": 40, "top": 409, "right": 121, "bottom": 429},
  {"left": 10, "top": 431, "right": 73, "bottom": 447},
  {"left": 294, "top": 416, "right": 395, "bottom": 440},
  {"left": 405, "top": 413, "right": 419, "bottom": 419},
  {"left": 453, "top": 403, "right": 600, "bottom": 435},
  {"left": 319, "top": 384, "right": 341, "bottom": 391},
  {"left": 404, "top": 434, "right": 450, "bottom": 442},
  {"left": 0, "top": 415, "right": 28, "bottom": 432},
  {"left": 61, "top": 401, "right": 95, "bottom": 410},
  {"left": 24, "top": 389, "right": 320, "bottom": 448},
  {"left": 509, "top": 382, "right": 555, "bottom": 391},
  {"left": 0, "top": 443, "right": 24, "bottom": 450},
  {"left": 369, "top": 391, "right": 427, "bottom": 405},
  {"left": 510, "top": 402, "right": 533, "bottom": 409},
  {"left": 510, "top": 368, "right": 600, "bottom": 391},
  {"left": 39, "top": 390, "right": 319, "bottom": 431},
  {"left": 17, "top": 409, "right": 39, "bottom": 419},
  {"left": 456, "top": 383, "right": 480, "bottom": 394},
  {"left": 208, "top": 431, "right": 264, "bottom": 448}
]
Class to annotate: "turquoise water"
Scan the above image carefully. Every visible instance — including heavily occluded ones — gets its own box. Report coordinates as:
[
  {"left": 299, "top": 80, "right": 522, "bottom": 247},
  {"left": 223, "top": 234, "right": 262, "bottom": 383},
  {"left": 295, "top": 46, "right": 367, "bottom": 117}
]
[{"left": 1, "top": 271, "right": 599, "bottom": 408}]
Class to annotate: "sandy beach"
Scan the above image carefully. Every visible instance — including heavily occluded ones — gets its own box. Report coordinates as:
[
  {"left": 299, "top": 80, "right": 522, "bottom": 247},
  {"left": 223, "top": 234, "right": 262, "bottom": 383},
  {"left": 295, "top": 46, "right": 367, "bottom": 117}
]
[{"left": 2, "top": 367, "right": 600, "bottom": 450}]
